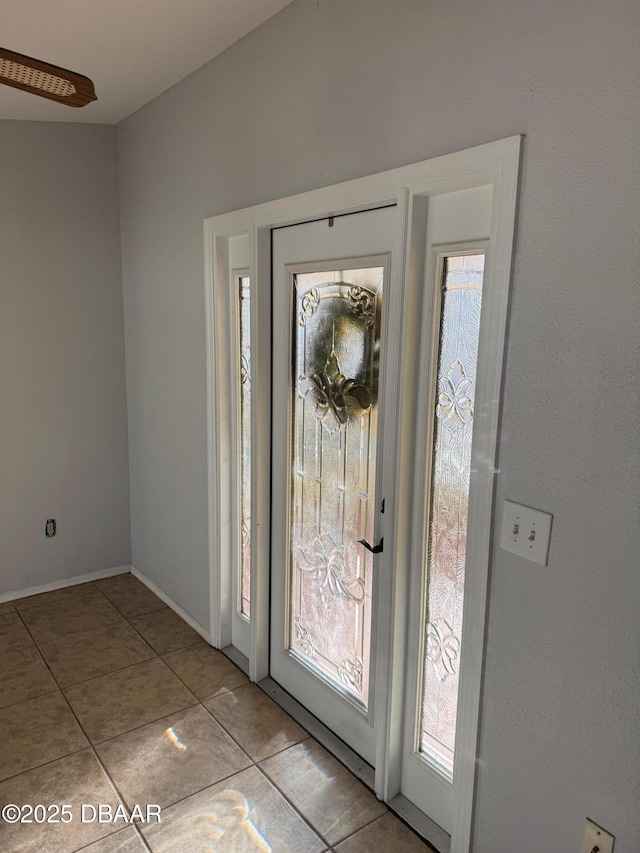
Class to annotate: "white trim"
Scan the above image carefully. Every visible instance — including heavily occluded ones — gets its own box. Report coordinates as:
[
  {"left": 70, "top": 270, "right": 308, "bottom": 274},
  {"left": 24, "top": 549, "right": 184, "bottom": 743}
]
[
  {"left": 228, "top": 262, "right": 252, "bottom": 659},
  {"left": 0, "top": 564, "right": 131, "bottom": 604},
  {"left": 204, "top": 224, "right": 227, "bottom": 648},
  {"left": 249, "top": 223, "right": 271, "bottom": 682},
  {"left": 400, "top": 239, "right": 490, "bottom": 831},
  {"left": 203, "top": 137, "right": 518, "bottom": 235},
  {"left": 449, "top": 136, "right": 522, "bottom": 853},
  {"left": 269, "top": 219, "right": 396, "bottom": 767},
  {"left": 373, "top": 187, "right": 411, "bottom": 799},
  {"left": 204, "top": 135, "right": 522, "bottom": 853},
  {"left": 131, "top": 564, "right": 210, "bottom": 643}
]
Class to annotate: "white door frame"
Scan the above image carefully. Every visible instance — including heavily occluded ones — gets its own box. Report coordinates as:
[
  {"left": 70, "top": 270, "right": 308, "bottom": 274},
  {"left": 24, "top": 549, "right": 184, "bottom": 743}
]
[
  {"left": 270, "top": 215, "right": 397, "bottom": 768},
  {"left": 204, "top": 135, "right": 522, "bottom": 853}
]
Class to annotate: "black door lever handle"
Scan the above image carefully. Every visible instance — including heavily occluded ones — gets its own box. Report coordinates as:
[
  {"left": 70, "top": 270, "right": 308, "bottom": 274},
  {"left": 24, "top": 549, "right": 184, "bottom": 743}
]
[{"left": 357, "top": 537, "right": 383, "bottom": 554}]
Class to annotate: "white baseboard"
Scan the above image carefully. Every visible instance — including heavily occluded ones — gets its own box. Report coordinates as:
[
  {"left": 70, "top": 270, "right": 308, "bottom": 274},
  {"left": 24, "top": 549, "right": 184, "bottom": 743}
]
[
  {"left": 0, "top": 564, "right": 132, "bottom": 605},
  {"left": 130, "top": 564, "right": 210, "bottom": 643}
]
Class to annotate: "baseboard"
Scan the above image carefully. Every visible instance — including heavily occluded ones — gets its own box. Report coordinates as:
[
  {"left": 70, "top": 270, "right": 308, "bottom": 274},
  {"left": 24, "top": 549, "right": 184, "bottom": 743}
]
[
  {"left": 130, "top": 564, "right": 210, "bottom": 643},
  {"left": 0, "top": 564, "right": 132, "bottom": 605}
]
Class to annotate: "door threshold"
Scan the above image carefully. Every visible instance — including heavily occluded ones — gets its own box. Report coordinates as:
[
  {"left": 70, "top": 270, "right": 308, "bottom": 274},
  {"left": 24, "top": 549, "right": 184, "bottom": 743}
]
[
  {"left": 257, "top": 676, "right": 375, "bottom": 791},
  {"left": 221, "top": 643, "right": 250, "bottom": 676},
  {"left": 220, "top": 646, "right": 373, "bottom": 787},
  {"left": 221, "top": 649, "right": 450, "bottom": 853},
  {"left": 388, "top": 794, "right": 450, "bottom": 853},
  {"left": 259, "top": 677, "right": 450, "bottom": 853}
]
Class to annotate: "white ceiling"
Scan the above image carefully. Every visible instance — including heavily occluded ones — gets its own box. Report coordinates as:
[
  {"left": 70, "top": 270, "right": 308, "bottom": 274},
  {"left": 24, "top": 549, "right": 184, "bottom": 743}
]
[{"left": 0, "top": 0, "right": 293, "bottom": 124}]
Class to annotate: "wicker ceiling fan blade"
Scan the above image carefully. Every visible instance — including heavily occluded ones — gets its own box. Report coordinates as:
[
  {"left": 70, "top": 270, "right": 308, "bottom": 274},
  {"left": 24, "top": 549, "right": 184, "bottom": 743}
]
[{"left": 0, "top": 47, "right": 97, "bottom": 107}]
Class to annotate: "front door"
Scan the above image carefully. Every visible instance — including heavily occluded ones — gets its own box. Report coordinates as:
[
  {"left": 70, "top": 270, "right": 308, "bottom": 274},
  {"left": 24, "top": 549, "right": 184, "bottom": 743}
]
[{"left": 270, "top": 206, "right": 396, "bottom": 765}]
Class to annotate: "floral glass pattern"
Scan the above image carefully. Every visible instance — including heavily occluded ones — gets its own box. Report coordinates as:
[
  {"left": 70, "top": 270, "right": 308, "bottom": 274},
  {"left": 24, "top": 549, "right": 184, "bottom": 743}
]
[
  {"left": 288, "top": 267, "right": 383, "bottom": 707},
  {"left": 420, "top": 253, "right": 484, "bottom": 777},
  {"left": 238, "top": 276, "right": 251, "bottom": 618}
]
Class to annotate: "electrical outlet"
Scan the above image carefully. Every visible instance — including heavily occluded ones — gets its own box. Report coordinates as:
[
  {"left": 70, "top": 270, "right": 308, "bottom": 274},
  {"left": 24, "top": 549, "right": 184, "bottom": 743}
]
[
  {"left": 45, "top": 519, "right": 56, "bottom": 538},
  {"left": 581, "top": 818, "right": 614, "bottom": 853},
  {"left": 499, "top": 500, "right": 552, "bottom": 565}
]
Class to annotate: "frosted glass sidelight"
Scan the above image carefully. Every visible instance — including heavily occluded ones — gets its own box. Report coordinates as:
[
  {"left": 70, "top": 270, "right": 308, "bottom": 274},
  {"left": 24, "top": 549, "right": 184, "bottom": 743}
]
[
  {"left": 238, "top": 276, "right": 251, "bottom": 619},
  {"left": 288, "top": 266, "right": 383, "bottom": 708},
  {"left": 419, "top": 253, "right": 484, "bottom": 778}
]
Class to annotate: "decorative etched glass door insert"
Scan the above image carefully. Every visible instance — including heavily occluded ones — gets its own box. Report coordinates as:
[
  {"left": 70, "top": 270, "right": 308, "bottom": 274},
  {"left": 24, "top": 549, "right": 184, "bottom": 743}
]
[
  {"left": 420, "top": 252, "right": 485, "bottom": 777},
  {"left": 288, "top": 266, "right": 383, "bottom": 708},
  {"left": 238, "top": 275, "right": 251, "bottom": 618}
]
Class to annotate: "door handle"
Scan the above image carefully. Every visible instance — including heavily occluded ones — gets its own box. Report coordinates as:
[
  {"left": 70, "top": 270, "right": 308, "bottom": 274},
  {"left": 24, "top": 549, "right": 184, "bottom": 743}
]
[{"left": 357, "top": 537, "right": 383, "bottom": 554}]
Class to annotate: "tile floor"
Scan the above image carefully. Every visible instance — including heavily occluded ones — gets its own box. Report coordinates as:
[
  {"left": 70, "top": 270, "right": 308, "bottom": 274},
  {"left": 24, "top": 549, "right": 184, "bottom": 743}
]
[{"left": 0, "top": 573, "right": 433, "bottom": 852}]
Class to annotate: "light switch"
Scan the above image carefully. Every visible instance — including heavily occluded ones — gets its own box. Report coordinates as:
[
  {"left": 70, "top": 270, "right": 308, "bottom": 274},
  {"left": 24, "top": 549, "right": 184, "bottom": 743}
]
[
  {"left": 581, "top": 818, "right": 615, "bottom": 853},
  {"left": 500, "top": 500, "right": 553, "bottom": 565}
]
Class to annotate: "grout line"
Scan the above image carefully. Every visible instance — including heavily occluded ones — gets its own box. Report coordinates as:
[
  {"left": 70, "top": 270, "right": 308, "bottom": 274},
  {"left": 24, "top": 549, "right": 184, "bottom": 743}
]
[
  {"left": 19, "top": 614, "right": 131, "bottom": 647},
  {"left": 387, "top": 806, "right": 441, "bottom": 853},
  {"left": 258, "top": 677, "right": 376, "bottom": 790},
  {"left": 204, "top": 679, "right": 254, "bottom": 696},
  {"left": 36, "top": 613, "right": 155, "bottom": 652},
  {"left": 0, "top": 744, "right": 91, "bottom": 787},
  {"left": 0, "top": 644, "right": 59, "bottom": 711},
  {"left": 202, "top": 698, "right": 313, "bottom": 764},
  {"left": 144, "top": 637, "right": 203, "bottom": 656},
  {"left": 89, "top": 699, "right": 204, "bottom": 750},
  {"left": 198, "top": 691, "right": 312, "bottom": 766},
  {"left": 254, "top": 762, "right": 334, "bottom": 850},
  {"left": 328, "top": 810, "right": 390, "bottom": 848},
  {"left": 5, "top": 600, "right": 191, "bottom": 833},
  {"left": 133, "top": 822, "right": 155, "bottom": 853},
  {"left": 4, "top": 610, "right": 132, "bottom": 848},
  {"left": 95, "top": 580, "right": 204, "bottom": 660},
  {"left": 3, "top": 583, "right": 398, "bottom": 852},
  {"left": 11, "top": 581, "right": 102, "bottom": 613},
  {"left": 88, "top": 697, "right": 201, "bottom": 747},
  {"left": 80, "top": 608, "right": 334, "bottom": 843},
  {"left": 71, "top": 824, "right": 154, "bottom": 853},
  {"left": 0, "top": 685, "right": 59, "bottom": 712},
  {"left": 49, "top": 652, "right": 158, "bottom": 691}
]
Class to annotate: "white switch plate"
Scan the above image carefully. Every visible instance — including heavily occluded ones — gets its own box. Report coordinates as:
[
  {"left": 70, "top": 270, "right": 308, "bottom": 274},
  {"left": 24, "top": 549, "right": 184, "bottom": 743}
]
[
  {"left": 581, "top": 818, "right": 615, "bottom": 853},
  {"left": 500, "top": 500, "right": 553, "bottom": 565}
]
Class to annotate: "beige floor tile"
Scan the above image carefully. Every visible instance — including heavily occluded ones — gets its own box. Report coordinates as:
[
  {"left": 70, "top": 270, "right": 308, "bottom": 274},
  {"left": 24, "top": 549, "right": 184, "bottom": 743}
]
[
  {"left": 129, "top": 607, "right": 201, "bottom": 655},
  {"left": 335, "top": 813, "right": 433, "bottom": 852},
  {"left": 0, "top": 645, "right": 57, "bottom": 708},
  {"left": 0, "top": 611, "right": 34, "bottom": 651},
  {"left": 162, "top": 642, "right": 248, "bottom": 700},
  {"left": 19, "top": 590, "right": 126, "bottom": 644},
  {"left": 97, "top": 704, "right": 252, "bottom": 809},
  {"left": 65, "top": 657, "right": 197, "bottom": 743},
  {"left": 95, "top": 574, "right": 166, "bottom": 618},
  {"left": 260, "top": 740, "right": 386, "bottom": 846},
  {"left": 142, "top": 765, "right": 325, "bottom": 853},
  {"left": 0, "top": 601, "right": 16, "bottom": 615},
  {"left": 13, "top": 581, "right": 97, "bottom": 612},
  {"left": 205, "top": 684, "right": 308, "bottom": 761},
  {"left": 81, "top": 827, "right": 148, "bottom": 852},
  {"left": 0, "top": 749, "right": 128, "bottom": 852},
  {"left": 39, "top": 622, "right": 155, "bottom": 686},
  {"left": 0, "top": 691, "right": 88, "bottom": 781}
]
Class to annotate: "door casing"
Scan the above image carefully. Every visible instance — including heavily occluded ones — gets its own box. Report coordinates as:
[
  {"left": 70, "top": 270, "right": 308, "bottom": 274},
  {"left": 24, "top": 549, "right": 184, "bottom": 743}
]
[{"left": 204, "top": 135, "right": 522, "bottom": 853}]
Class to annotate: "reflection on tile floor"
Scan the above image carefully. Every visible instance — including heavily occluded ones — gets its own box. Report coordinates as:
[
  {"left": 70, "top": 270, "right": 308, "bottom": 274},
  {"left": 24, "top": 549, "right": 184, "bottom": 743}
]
[{"left": 0, "top": 573, "right": 433, "bottom": 852}]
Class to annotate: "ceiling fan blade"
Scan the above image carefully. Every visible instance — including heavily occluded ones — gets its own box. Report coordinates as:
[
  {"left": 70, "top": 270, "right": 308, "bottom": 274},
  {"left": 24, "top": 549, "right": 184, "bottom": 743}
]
[{"left": 0, "top": 47, "right": 97, "bottom": 107}]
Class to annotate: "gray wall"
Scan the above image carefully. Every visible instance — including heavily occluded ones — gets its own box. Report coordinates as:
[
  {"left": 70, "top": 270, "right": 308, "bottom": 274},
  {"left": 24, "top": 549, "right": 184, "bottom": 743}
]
[
  {"left": 0, "top": 121, "right": 130, "bottom": 595},
  {"left": 117, "top": 0, "right": 640, "bottom": 850}
]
